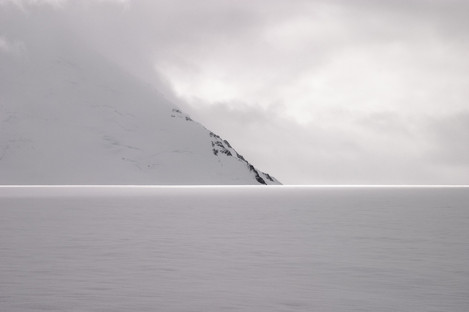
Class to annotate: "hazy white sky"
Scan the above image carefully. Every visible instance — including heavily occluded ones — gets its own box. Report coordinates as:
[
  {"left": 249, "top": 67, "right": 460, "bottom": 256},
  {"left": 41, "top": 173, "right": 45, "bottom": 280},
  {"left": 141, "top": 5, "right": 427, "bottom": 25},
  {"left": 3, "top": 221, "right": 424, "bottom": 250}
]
[{"left": 2, "top": 0, "right": 469, "bottom": 184}]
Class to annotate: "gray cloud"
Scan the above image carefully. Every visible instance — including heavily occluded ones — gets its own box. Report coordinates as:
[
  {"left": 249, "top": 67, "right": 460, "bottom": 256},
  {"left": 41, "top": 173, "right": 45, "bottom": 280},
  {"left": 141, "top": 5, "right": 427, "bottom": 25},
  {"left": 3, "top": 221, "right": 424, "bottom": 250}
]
[
  {"left": 425, "top": 111, "right": 469, "bottom": 166},
  {"left": 0, "top": 35, "right": 25, "bottom": 55},
  {"left": 2, "top": 0, "right": 469, "bottom": 184}
]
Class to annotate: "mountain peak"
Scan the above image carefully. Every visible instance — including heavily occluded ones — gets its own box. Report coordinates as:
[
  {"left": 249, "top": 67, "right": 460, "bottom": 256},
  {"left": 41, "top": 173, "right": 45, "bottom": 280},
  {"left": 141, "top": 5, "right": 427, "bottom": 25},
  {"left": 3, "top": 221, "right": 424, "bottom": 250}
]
[{"left": 0, "top": 23, "right": 280, "bottom": 185}]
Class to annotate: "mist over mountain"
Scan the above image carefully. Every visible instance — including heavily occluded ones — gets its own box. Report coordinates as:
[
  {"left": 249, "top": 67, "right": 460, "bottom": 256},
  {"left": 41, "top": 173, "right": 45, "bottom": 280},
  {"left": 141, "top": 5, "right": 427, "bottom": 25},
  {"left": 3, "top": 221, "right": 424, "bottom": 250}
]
[{"left": 0, "top": 6, "right": 279, "bottom": 185}]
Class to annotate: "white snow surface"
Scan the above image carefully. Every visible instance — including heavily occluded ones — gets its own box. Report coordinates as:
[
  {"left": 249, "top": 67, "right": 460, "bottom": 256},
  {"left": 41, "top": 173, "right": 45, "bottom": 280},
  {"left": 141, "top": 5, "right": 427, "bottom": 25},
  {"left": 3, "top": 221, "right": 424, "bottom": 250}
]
[
  {"left": 0, "top": 186, "right": 468, "bottom": 311},
  {"left": 0, "top": 18, "right": 279, "bottom": 185}
]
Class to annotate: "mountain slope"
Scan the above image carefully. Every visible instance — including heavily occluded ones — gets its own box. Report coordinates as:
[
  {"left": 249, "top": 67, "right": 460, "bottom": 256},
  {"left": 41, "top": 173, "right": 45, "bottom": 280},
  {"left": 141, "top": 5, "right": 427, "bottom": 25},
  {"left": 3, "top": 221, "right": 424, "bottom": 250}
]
[{"left": 0, "top": 12, "right": 280, "bottom": 185}]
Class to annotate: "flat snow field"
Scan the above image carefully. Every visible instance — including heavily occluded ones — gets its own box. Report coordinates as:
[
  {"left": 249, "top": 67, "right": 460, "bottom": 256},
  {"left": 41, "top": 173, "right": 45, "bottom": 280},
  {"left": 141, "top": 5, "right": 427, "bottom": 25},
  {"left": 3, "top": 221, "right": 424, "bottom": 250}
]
[{"left": 1, "top": 186, "right": 468, "bottom": 312}]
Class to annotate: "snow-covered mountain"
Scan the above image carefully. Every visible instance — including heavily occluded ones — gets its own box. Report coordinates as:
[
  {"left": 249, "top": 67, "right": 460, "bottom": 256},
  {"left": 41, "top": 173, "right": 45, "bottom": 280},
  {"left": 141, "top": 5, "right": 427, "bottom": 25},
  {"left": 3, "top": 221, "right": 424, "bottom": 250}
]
[{"left": 0, "top": 10, "right": 280, "bottom": 185}]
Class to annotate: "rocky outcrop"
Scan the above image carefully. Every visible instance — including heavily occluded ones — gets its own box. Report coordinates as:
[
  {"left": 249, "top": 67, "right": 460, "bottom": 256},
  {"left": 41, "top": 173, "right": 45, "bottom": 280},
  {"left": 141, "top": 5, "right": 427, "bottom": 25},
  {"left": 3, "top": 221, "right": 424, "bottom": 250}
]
[{"left": 169, "top": 108, "right": 280, "bottom": 185}]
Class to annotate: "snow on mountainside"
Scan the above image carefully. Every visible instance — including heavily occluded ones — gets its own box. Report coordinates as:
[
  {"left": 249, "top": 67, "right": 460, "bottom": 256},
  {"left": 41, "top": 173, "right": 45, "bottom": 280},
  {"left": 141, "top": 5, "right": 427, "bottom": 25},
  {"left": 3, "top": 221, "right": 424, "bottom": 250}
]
[{"left": 0, "top": 11, "right": 280, "bottom": 185}]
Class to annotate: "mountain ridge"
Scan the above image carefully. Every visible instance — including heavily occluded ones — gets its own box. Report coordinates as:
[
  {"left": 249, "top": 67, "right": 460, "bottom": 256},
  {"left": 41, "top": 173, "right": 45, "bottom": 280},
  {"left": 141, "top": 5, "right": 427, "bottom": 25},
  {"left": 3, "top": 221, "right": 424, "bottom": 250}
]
[{"left": 0, "top": 12, "right": 280, "bottom": 185}]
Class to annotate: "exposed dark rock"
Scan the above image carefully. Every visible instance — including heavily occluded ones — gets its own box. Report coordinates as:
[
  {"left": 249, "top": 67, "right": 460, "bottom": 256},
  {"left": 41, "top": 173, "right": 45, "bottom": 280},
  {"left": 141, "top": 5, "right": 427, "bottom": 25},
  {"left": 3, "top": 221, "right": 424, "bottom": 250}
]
[
  {"left": 255, "top": 175, "right": 267, "bottom": 185},
  {"left": 206, "top": 129, "right": 277, "bottom": 184},
  {"left": 235, "top": 152, "right": 245, "bottom": 161},
  {"left": 264, "top": 173, "right": 274, "bottom": 182},
  {"left": 248, "top": 164, "right": 267, "bottom": 185},
  {"left": 214, "top": 141, "right": 224, "bottom": 148},
  {"left": 221, "top": 149, "right": 232, "bottom": 156},
  {"left": 209, "top": 132, "right": 221, "bottom": 139}
]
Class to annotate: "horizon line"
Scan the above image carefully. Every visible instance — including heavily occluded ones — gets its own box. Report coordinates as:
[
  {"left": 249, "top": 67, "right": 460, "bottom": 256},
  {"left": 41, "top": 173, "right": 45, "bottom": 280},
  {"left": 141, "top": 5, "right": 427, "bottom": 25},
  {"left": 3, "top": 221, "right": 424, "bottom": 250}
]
[{"left": 1, "top": 185, "right": 469, "bottom": 188}]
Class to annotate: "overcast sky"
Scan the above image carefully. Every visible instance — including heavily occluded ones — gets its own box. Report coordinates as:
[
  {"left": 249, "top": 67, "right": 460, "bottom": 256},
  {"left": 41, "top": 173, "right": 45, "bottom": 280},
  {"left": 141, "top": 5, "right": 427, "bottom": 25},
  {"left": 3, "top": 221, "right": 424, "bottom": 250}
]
[{"left": 2, "top": 0, "right": 469, "bottom": 184}]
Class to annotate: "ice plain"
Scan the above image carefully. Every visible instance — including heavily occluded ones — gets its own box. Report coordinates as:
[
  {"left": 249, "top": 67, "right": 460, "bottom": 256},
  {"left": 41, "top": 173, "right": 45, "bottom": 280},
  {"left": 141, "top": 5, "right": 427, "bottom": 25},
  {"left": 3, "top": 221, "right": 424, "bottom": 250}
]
[{"left": 1, "top": 186, "right": 468, "bottom": 311}]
